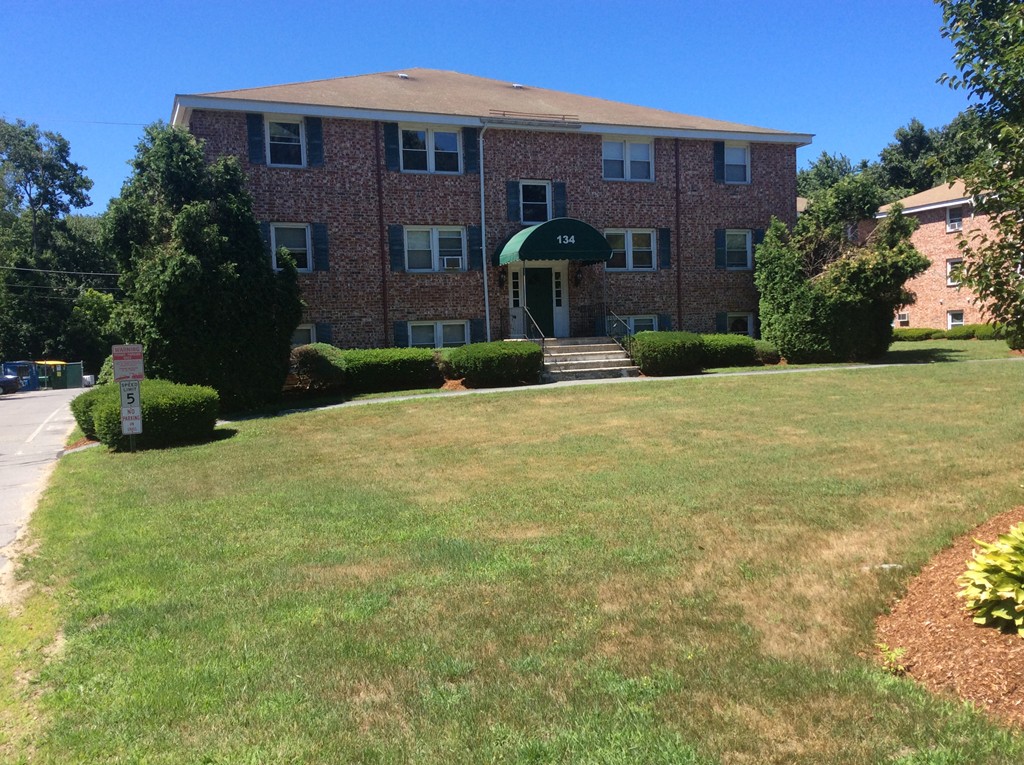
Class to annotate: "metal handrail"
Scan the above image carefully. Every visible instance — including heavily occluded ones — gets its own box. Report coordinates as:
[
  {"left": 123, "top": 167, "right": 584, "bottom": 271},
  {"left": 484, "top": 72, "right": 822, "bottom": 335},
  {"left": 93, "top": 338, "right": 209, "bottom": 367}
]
[
  {"left": 606, "top": 308, "right": 634, "bottom": 354},
  {"left": 522, "top": 306, "right": 546, "bottom": 349}
]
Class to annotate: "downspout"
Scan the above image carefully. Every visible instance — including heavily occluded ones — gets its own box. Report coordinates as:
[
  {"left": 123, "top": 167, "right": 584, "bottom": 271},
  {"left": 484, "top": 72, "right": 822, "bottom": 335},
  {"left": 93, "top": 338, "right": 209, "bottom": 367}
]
[
  {"left": 478, "top": 126, "right": 492, "bottom": 341},
  {"left": 375, "top": 122, "right": 390, "bottom": 346},
  {"left": 675, "top": 138, "right": 682, "bottom": 329}
]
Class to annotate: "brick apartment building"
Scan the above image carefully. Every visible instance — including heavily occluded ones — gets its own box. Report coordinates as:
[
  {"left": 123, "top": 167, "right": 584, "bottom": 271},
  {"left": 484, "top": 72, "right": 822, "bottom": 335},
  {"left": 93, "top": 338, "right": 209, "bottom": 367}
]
[
  {"left": 171, "top": 69, "right": 811, "bottom": 349},
  {"left": 869, "top": 181, "right": 989, "bottom": 330}
]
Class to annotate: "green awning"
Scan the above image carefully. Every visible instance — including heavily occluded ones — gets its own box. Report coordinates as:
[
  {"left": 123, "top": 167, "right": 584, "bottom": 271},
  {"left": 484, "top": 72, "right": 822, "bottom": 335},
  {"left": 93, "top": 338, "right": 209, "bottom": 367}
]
[{"left": 495, "top": 218, "right": 612, "bottom": 266}]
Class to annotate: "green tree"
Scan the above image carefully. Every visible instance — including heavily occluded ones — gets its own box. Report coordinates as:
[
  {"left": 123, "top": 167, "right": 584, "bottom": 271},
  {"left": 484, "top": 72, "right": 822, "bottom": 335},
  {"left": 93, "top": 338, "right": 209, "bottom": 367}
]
[
  {"left": 106, "top": 123, "right": 302, "bottom": 410},
  {"left": 938, "top": 0, "right": 1024, "bottom": 348},
  {"left": 756, "top": 206, "right": 929, "bottom": 362},
  {"left": 797, "top": 152, "right": 860, "bottom": 198}
]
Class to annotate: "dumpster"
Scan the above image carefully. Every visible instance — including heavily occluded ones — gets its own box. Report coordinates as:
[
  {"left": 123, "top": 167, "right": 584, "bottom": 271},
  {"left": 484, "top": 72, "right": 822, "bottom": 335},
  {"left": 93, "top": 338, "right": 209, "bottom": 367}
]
[
  {"left": 1, "top": 361, "right": 39, "bottom": 392},
  {"left": 37, "top": 361, "right": 67, "bottom": 389},
  {"left": 65, "top": 361, "right": 83, "bottom": 388}
]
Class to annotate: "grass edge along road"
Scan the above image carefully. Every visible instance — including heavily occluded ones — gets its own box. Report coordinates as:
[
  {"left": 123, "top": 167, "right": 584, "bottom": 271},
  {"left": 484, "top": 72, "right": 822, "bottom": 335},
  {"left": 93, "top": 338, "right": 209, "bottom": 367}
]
[{"left": 3, "top": 355, "right": 1024, "bottom": 764}]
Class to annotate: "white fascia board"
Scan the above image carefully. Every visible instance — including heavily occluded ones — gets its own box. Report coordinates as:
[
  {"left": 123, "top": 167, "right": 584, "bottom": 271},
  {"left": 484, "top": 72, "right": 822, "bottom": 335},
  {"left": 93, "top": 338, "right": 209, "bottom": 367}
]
[
  {"left": 875, "top": 197, "right": 973, "bottom": 219},
  {"left": 173, "top": 94, "right": 814, "bottom": 145}
]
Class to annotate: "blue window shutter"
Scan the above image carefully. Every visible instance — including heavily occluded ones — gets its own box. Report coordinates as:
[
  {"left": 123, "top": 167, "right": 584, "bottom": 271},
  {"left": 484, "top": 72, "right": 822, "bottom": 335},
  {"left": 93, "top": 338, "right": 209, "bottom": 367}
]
[
  {"left": 595, "top": 315, "right": 607, "bottom": 336},
  {"left": 383, "top": 123, "right": 400, "bottom": 171},
  {"left": 469, "top": 318, "right": 486, "bottom": 343},
  {"left": 388, "top": 225, "right": 405, "bottom": 272},
  {"left": 507, "top": 181, "right": 521, "bottom": 221},
  {"left": 462, "top": 128, "right": 479, "bottom": 173},
  {"left": 306, "top": 117, "right": 323, "bottom": 167},
  {"left": 315, "top": 322, "right": 332, "bottom": 345},
  {"left": 312, "top": 223, "right": 329, "bottom": 271},
  {"left": 552, "top": 182, "right": 567, "bottom": 218},
  {"left": 467, "top": 226, "right": 483, "bottom": 271},
  {"left": 658, "top": 228, "right": 671, "bottom": 270},
  {"left": 658, "top": 313, "right": 673, "bottom": 331},
  {"left": 247, "top": 114, "right": 266, "bottom": 165},
  {"left": 259, "top": 222, "right": 272, "bottom": 261},
  {"left": 393, "top": 322, "right": 409, "bottom": 348},
  {"left": 752, "top": 228, "right": 765, "bottom": 270},
  {"left": 714, "top": 229, "right": 727, "bottom": 269},
  {"left": 753, "top": 313, "right": 761, "bottom": 340},
  {"left": 715, "top": 312, "right": 728, "bottom": 333},
  {"left": 713, "top": 141, "right": 725, "bottom": 183}
]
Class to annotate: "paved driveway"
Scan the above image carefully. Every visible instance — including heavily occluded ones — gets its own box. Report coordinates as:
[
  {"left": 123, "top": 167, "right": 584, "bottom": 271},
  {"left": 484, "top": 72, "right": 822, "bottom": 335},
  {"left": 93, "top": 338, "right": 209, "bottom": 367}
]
[{"left": 0, "top": 387, "right": 83, "bottom": 569}]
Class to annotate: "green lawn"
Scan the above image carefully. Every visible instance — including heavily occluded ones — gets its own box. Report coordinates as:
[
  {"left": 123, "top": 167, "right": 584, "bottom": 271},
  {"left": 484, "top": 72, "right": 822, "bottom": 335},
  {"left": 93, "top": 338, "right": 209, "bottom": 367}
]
[{"left": 6, "top": 355, "right": 1024, "bottom": 763}]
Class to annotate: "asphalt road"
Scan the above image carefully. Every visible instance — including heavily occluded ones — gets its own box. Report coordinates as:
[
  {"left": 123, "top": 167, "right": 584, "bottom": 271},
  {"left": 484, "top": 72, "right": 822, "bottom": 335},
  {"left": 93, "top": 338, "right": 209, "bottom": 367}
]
[{"left": 0, "top": 387, "right": 83, "bottom": 569}]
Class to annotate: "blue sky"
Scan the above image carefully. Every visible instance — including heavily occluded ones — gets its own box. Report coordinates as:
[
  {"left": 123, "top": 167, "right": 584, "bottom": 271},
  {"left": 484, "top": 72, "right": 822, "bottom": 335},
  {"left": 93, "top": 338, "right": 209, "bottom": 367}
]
[{"left": 1, "top": 0, "right": 968, "bottom": 212}]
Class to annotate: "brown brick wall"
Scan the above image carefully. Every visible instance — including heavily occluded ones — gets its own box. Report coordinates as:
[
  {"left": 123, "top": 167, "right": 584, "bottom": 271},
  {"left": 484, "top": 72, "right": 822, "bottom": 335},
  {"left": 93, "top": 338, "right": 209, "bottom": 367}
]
[
  {"left": 188, "top": 109, "right": 799, "bottom": 346},
  {"left": 860, "top": 207, "right": 991, "bottom": 329}
]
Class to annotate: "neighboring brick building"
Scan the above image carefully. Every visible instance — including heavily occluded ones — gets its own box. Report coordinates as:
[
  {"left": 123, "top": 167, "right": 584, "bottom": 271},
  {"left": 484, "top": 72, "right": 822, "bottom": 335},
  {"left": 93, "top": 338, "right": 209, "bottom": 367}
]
[
  {"left": 868, "top": 181, "right": 990, "bottom": 330},
  {"left": 171, "top": 69, "right": 811, "bottom": 349}
]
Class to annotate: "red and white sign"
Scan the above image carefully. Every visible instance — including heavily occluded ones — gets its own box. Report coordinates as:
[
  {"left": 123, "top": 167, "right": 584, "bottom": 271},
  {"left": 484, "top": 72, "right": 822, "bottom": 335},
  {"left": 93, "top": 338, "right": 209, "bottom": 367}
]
[{"left": 112, "top": 344, "right": 145, "bottom": 382}]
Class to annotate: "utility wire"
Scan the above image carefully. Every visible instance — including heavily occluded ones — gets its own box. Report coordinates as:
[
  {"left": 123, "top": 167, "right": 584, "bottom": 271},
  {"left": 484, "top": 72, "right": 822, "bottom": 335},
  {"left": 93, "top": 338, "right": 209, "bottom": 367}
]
[{"left": 0, "top": 265, "right": 120, "bottom": 277}]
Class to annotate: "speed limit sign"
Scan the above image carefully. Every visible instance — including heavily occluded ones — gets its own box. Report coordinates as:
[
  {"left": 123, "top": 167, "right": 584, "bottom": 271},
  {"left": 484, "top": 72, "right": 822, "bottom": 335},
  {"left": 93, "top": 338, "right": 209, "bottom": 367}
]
[{"left": 119, "top": 379, "right": 143, "bottom": 435}]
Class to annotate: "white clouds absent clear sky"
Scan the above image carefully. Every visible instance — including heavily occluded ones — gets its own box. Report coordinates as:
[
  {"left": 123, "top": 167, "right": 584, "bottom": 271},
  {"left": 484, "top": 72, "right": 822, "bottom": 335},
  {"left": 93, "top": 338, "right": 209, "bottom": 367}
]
[{"left": 0, "top": 0, "right": 969, "bottom": 212}]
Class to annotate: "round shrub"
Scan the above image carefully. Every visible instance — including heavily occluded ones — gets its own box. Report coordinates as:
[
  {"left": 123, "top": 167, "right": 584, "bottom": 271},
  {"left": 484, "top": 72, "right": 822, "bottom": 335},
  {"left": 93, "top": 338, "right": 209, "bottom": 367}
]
[
  {"left": 339, "top": 348, "right": 442, "bottom": 393},
  {"left": 945, "top": 324, "right": 981, "bottom": 340},
  {"left": 957, "top": 522, "right": 1024, "bottom": 634},
  {"left": 753, "top": 340, "right": 781, "bottom": 365},
  {"left": 1007, "top": 324, "right": 1024, "bottom": 351},
  {"left": 70, "top": 385, "right": 119, "bottom": 440},
  {"left": 92, "top": 379, "right": 220, "bottom": 451},
  {"left": 971, "top": 323, "right": 998, "bottom": 341},
  {"left": 630, "top": 331, "right": 704, "bottom": 376},
  {"left": 701, "top": 334, "right": 758, "bottom": 368},
  {"left": 445, "top": 341, "right": 543, "bottom": 387},
  {"left": 290, "top": 343, "right": 346, "bottom": 391},
  {"left": 892, "top": 328, "right": 945, "bottom": 342}
]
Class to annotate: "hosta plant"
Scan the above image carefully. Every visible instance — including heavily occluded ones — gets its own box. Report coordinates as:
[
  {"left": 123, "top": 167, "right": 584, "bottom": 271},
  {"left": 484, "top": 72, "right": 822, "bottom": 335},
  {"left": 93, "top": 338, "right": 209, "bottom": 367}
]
[{"left": 957, "top": 522, "right": 1024, "bottom": 635}]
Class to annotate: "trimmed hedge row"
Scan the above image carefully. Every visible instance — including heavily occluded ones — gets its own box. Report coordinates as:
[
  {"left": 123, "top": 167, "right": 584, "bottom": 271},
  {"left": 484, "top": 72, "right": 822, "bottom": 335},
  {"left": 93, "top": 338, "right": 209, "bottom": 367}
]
[
  {"left": 630, "top": 331, "right": 705, "bottom": 376},
  {"left": 892, "top": 324, "right": 1004, "bottom": 342},
  {"left": 71, "top": 380, "right": 219, "bottom": 451},
  {"left": 701, "top": 334, "right": 758, "bottom": 368},
  {"left": 444, "top": 341, "right": 543, "bottom": 387},
  {"left": 340, "top": 348, "right": 442, "bottom": 393}
]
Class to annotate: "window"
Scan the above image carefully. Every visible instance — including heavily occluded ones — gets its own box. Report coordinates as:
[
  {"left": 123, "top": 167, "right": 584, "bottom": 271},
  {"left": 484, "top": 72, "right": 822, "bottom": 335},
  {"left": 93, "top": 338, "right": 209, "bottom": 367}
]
[
  {"left": 896, "top": 312, "right": 910, "bottom": 328},
  {"left": 290, "top": 324, "right": 316, "bottom": 347},
  {"left": 602, "top": 139, "right": 653, "bottom": 181},
  {"left": 725, "top": 230, "right": 752, "bottom": 270},
  {"left": 607, "top": 315, "right": 658, "bottom": 337},
  {"left": 946, "top": 258, "right": 963, "bottom": 286},
  {"left": 946, "top": 206, "right": 964, "bottom": 232},
  {"left": 520, "top": 181, "right": 551, "bottom": 223},
  {"left": 267, "top": 119, "right": 305, "bottom": 167},
  {"left": 724, "top": 143, "right": 750, "bottom": 183},
  {"left": 605, "top": 229, "right": 656, "bottom": 271},
  {"left": 271, "top": 224, "right": 312, "bottom": 271},
  {"left": 408, "top": 321, "right": 469, "bottom": 348},
  {"left": 404, "top": 227, "right": 466, "bottom": 272},
  {"left": 401, "top": 127, "right": 461, "bottom": 173},
  {"left": 727, "top": 312, "right": 754, "bottom": 336},
  {"left": 947, "top": 310, "right": 965, "bottom": 329}
]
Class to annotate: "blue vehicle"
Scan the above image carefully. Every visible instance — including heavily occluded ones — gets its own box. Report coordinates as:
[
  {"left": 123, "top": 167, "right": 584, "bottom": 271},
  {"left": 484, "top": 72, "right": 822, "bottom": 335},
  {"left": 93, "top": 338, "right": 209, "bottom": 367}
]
[
  {"left": 1, "top": 361, "right": 39, "bottom": 392},
  {"left": 0, "top": 373, "right": 21, "bottom": 394}
]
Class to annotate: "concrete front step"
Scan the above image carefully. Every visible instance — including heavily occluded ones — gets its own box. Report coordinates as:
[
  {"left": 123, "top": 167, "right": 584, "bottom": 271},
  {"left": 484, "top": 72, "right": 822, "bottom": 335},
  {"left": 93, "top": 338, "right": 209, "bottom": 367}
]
[
  {"left": 545, "top": 350, "right": 629, "bottom": 364},
  {"left": 541, "top": 336, "right": 638, "bottom": 381},
  {"left": 546, "top": 365, "right": 640, "bottom": 382}
]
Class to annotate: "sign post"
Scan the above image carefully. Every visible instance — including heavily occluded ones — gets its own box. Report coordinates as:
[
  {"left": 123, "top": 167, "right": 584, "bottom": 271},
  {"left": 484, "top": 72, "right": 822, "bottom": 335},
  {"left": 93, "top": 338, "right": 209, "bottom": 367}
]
[{"left": 111, "top": 344, "right": 145, "bottom": 450}]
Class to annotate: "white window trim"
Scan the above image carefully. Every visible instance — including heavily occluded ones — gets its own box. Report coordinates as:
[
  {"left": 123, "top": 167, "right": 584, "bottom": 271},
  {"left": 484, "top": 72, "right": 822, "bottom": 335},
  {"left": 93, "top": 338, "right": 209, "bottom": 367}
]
[
  {"left": 946, "top": 206, "right": 964, "bottom": 233},
  {"left": 604, "top": 229, "right": 657, "bottom": 271},
  {"left": 724, "top": 142, "right": 751, "bottom": 185},
  {"left": 725, "top": 229, "right": 753, "bottom": 270},
  {"left": 946, "top": 258, "right": 963, "bottom": 287},
  {"left": 520, "top": 180, "right": 552, "bottom": 224},
  {"left": 265, "top": 116, "right": 306, "bottom": 168},
  {"left": 399, "top": 125, "right": 462, "bottom": 174},
  {"left": 607, "top": 314, "right": 658, "bottom": 336},
  {"left": 291, "top": 323, "right": 316, "bottom": 348},
  {"left": 947, "top": 310, "right": 965, "bottom": 329},
  {"left": 404, "top": 226, "right": 467, "bottom": 273},
  {"left": 408, "top": 320, "right": 470, "bottom": 348},
  {"left": 727, "top": 312, "right": 755, "bottom": 337},
  {"left": 602, "top": 137, "right": 654, "bottom": 182},
  {"left": 271, "top": 223, "right": 312, "bottom": 272}
]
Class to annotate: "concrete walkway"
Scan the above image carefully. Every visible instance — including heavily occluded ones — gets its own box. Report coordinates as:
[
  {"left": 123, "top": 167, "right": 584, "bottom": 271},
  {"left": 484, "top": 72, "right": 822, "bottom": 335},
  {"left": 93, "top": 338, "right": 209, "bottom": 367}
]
[{"left": 0, "top": 388, "right": 82, "bottom": 570}]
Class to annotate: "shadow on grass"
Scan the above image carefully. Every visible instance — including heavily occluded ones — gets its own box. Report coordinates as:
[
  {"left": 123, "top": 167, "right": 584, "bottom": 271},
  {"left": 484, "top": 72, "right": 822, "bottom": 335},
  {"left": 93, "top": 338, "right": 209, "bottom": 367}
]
[{"left": 875, "top": 347, "right": 971, "bottom": 365}]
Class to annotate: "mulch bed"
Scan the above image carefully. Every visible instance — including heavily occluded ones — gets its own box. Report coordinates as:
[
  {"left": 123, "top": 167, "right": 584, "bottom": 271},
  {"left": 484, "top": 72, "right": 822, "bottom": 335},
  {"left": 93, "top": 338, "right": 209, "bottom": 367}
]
[{"left": 876, "top": 506, "right": 1024, "bottom": 728}]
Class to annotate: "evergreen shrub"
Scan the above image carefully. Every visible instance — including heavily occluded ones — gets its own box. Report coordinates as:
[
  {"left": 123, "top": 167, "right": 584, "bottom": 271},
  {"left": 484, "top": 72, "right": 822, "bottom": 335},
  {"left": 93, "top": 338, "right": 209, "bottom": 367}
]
[
  {"left": 444, "top": 341, "right": 543, "bottom": 387},
  {"left": 892, "top": 328, "right": 946, "bottom": 341},
  {"left": 91, "top": 379, "right": 219, "bottom": 451},
  {"left": 753, "top": 340, "right": 781, "bottom": 365},
  {"left": 630, "top": 331, "right": 704, "bottom": 376},
  {"left": 290, "top": 343, "right": 347, "bottom": 391},
  {"left": 339, "top": 348, "right": 442, "bottom": 393},
  {"left": 700, "top": 334, "right": 758, "bottom": 368},
  {"left": 70, "top": 385, "right": 117, "bottom": 440}
]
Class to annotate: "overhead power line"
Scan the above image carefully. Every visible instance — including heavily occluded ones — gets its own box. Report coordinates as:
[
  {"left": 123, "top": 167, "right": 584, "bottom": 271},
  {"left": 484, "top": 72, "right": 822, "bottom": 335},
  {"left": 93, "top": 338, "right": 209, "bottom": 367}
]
[{"left": 0, "top": 265, "right": 120, "bottom": 277}]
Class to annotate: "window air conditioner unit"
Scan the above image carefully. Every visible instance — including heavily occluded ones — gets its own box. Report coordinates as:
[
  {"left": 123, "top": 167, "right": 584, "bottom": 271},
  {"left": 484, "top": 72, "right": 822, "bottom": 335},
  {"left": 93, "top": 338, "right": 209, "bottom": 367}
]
[
  {"left": 948, "top": 221, "right": 962, "bottom": 231},
  {"left": 442, "top": 256, "right": 463, "bottom": 271}
]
